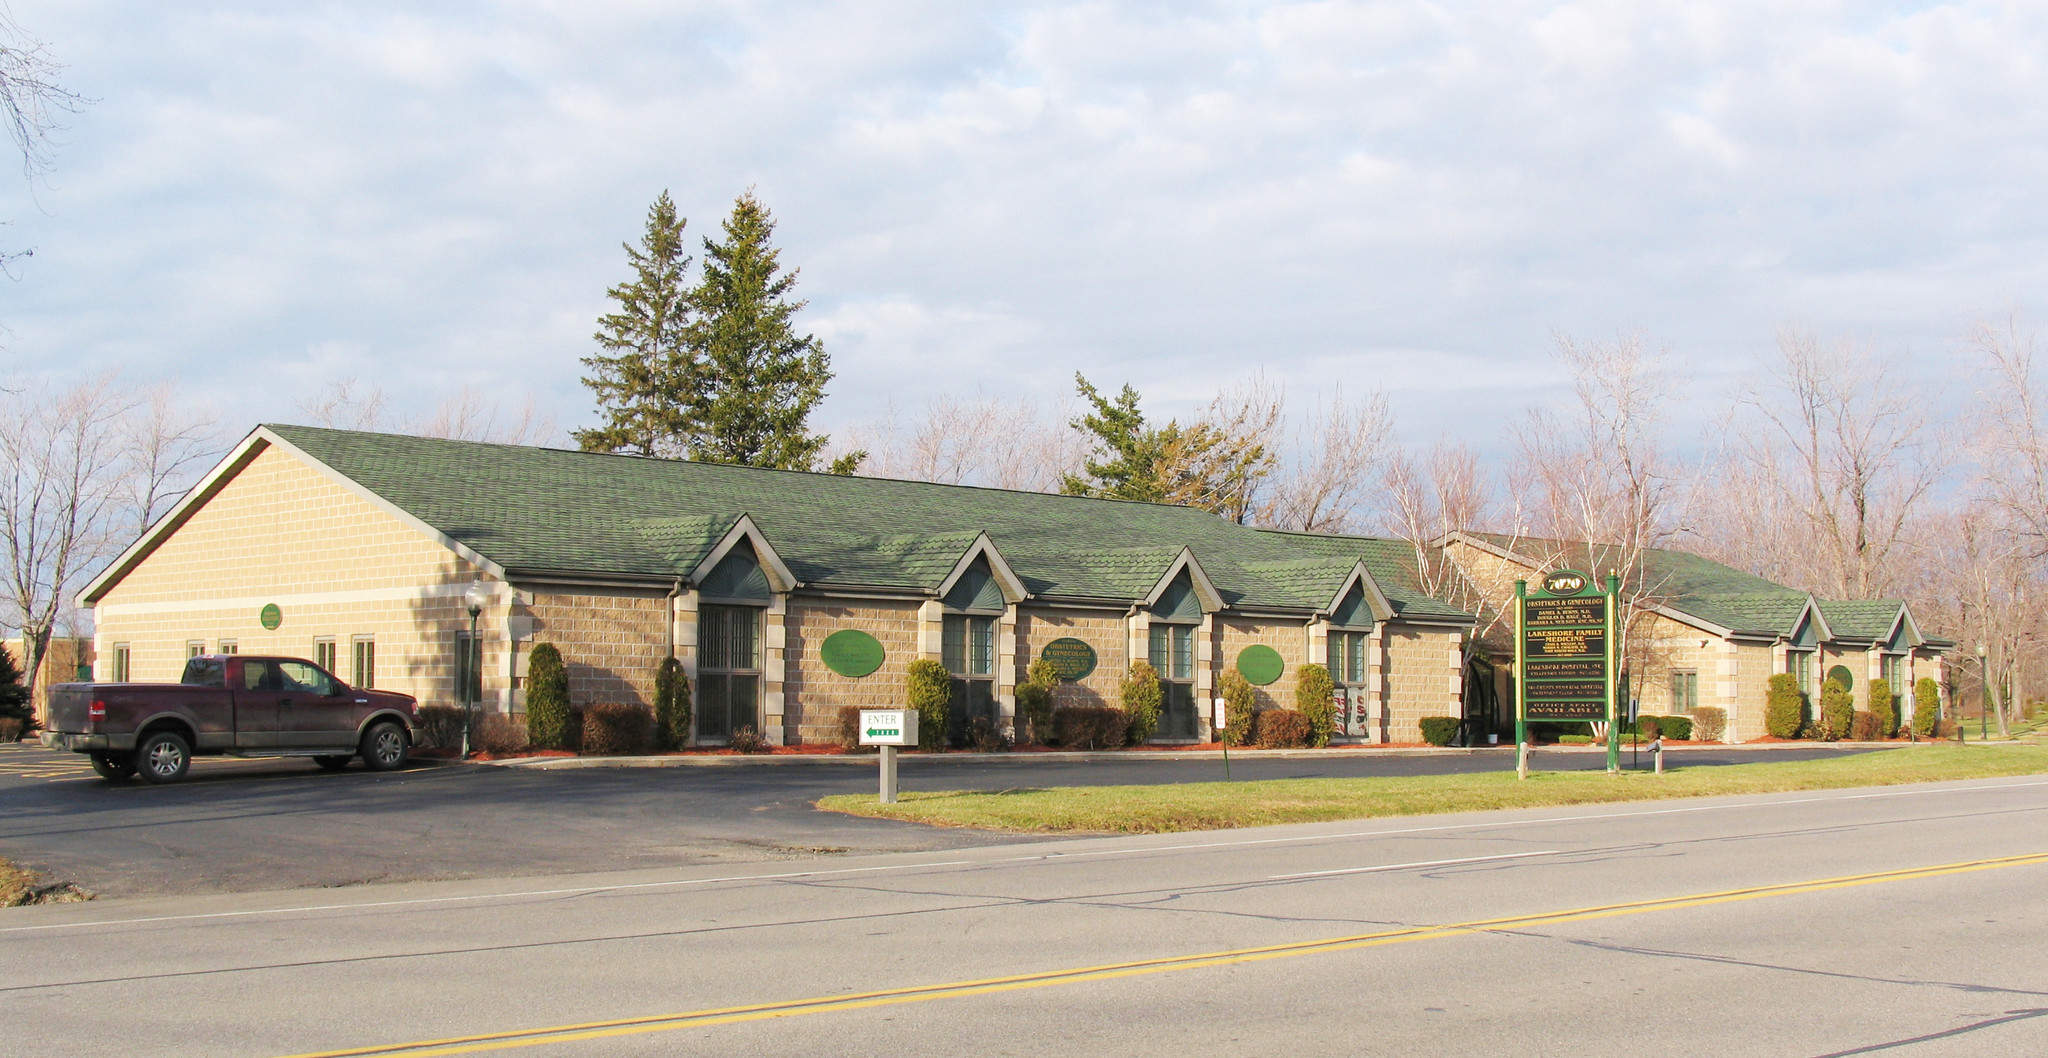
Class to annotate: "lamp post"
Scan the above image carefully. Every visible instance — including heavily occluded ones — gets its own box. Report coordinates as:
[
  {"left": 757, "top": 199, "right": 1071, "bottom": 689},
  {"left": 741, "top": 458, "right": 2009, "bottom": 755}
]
[
  {"left": 1977, "top": 641, "right": 1990, "bottom": 743},
  {"left": 461, "top": 580, "right": 489, "bottom": 758}
]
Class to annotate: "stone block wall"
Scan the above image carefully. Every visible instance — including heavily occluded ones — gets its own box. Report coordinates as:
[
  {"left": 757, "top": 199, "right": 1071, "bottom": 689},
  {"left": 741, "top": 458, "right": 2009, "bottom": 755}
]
[{"left": 783, "top": 599, "right": 922, "bottom": 744}]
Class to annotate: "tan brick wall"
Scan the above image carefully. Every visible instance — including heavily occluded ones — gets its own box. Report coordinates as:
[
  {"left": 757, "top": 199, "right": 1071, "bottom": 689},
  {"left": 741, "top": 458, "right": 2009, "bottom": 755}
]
[
  {"left": 783, "top": 599, "right": 922, "bottom": 745},
  {"left": 92, "top": 444, "right": 502, "bottom": 710},
  {"left": 1384, "top": 626, "right": 1461, "bottom": 742},
  {"left": 1217, "top": 617, "right": 1308, "bottom": 713},
  {"left": 1016, "top": 606, "right": 1128, "bottom": 710},
  {"left": 523, "top": 592, "right": 668, "bottom": 709}
]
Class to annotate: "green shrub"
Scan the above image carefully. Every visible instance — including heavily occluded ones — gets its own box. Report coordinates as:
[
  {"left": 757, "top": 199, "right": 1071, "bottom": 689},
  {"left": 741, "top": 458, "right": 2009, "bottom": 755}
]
[
  {"left": 0, "top": 643, "right": 34, "bottom": 736},
  {"left": 1418, "top": 716, "right": 1461, "bottom": 746},
  {"left": 1121, "top": 661, "right": 1164, "bottom": 744},
  {"left": 1295, "top": 663, "right": 1336, "bottom": 748},
  {"left": 1692, "top": 706, "right": 1726, "bottom": 742},
  {"left": 1867, "top": 677, "right": 1895, "bottom": 738},
  {"left": 1219, "top": 668, "right": 1258, "bottom": 746},
  {"left": 1818, "top": 679, "right": 1853, "bottom": 741},
  {"left": 580, "top": 702, "right": 653, "bottom": 755},
  {"left": 1765, "top": 673, "right": 1804, "bottom": 739},
  {"left": 1052, "top": 706, "right": 1128, "bottom": 749},
  {"left": 905, "top": 658, "right": 951, "bottom": 751},
  {"left": 525, "top": 643, "right": 573, "bottom": 750},
  {"left": 1850, "top": 711, "right": 1879, "bottom": 741},
  {"left": 1014, "top": 682, "right": 1053, "bottom": 745},
  {"left": 1257, "top": 709, "right": 1311, "bottom": 748},
  {"left": 415, "top": 704, "right": 465, "bottom": 750},
  {"left": 728, "top": 725, "right": 770, "bottom": 754},
  {"left": 1558, "top": 734, "right": 1595, "bottom": 744},
  {"left": 1026, "top": 657, "right": 1061, "bottom": 691},
  {"left": 1636, "top": 717, "right": 1661, "bottom": 740},
  {"left": 1655, "top": 714, "right": 1692, "bottom": 741},
  {"left": 652, "top": 656, "right": 690, "bottom": 751},
  {"left": 1913, "top": 677, "right": 1941, "bottom": 738}
]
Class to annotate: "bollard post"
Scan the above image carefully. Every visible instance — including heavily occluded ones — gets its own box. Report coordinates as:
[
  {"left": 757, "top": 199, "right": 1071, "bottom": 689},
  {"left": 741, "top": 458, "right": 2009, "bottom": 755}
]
[
  {"left": 879, "top": 744, "right": 898, "bottom": 804},
  {"left": 1517, "top": 740, "right": 1528, "bottom": 780},
  {"left": 1651, "top": 737, "right": 1663, "bottom": 775}
]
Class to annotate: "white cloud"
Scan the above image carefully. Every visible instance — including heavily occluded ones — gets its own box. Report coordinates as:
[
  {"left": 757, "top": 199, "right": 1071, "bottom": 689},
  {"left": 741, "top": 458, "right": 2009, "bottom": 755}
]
[{"left": 2, "top": 0, "right": 2045, "bottom": 453}]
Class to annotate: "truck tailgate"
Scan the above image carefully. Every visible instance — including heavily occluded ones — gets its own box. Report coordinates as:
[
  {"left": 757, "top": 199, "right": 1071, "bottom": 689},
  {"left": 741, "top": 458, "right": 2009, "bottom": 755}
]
[{"left": 44, "top": 684, "right": 93, "bottom": 734}]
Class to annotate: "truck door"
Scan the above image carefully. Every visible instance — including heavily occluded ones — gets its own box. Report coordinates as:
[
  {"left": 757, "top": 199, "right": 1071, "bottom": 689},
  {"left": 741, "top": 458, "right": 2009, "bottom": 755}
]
[
  {"left": 231, "top": 659, "right": 283, "bottom": 749},
  {"left": 275, "top": 660, "right": 357, "bottom": 749}
]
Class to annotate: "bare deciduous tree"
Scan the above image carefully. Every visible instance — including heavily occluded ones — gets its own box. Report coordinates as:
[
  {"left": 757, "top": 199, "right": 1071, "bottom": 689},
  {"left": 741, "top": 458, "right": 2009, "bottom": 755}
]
[
  {"left": 1261, "top": 386, "right": 1393, "bottom": 533},
  {"left": 0, "top": 375, "right": 132, "bottom": 697},
  {"left": 120, "top": 384, "right": 221, "bottom": 536},
  {"left": 296, "top": 379, "right": 560, "bottom": 446}
]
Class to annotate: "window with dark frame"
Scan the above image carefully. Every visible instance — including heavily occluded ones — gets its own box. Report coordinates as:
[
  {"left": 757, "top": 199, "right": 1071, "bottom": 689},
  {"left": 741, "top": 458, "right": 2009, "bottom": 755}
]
[
  {"left": 943, "top": 613, "right": 998, "bottom": 742},
  {"left": 1327, "top": 630, "right": 1368, "bottom": 685},
  {"left": 697, "top": 604, "right": 762, "bottom": 742},
  {"left": 1670, "top": 671, "right": 1698, "bottom": 714},
  {"left": 1148, "top": 623, "right": 1199, "bottom": 740},
  {"left": 112, "top": 644, "right": 131, "bottom": 683},
  {"left": 314, "top": 637, "right": 337, "bottom": 675},
  {"left": 351, "top": 636, "right": 376, "bottom": 690}
]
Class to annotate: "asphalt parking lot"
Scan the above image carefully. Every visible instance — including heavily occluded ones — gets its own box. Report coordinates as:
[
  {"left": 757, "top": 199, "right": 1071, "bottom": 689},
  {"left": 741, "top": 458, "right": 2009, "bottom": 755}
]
[{"left": 0, "top": 741, "right": 1886, "bottom": 899}]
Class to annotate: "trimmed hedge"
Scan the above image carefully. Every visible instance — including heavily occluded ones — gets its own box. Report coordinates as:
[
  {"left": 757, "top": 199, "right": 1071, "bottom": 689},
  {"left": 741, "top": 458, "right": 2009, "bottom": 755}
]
[
  {"left": 1257, "top": 709, "right": 1311, "bottom": 749},
  {"left": 1693, "top": 706, "right": 1727, "bottom": 743},
  {"left": 1819, "top": 679, "right": 1853, "bottom": 741},
  {"left": 1765, "top": 673, "right": 1804, "bottom": 739},
  {"left": 1419, "top": 716, "right": 1460, "bottom": 747},
  {"left": 580, "top": 702, "right": 653, "bottom": 755},
  {"left": 1631, "top": 714, "right": 1693, "bottom": 741},
  {"left": 1053, "top": 706, "right": 1129, "bottom": 750},
  {"left": 1295, "top": 663, "right": 1335, "bottom": 748},
  {"left": 906, "top": 658, "right": 951, "bottom": 751},
  {"left": 653, "top": 656, "right": 690, "bottom": 750},
  {"left": 526, "top": 642, "right": 573, "bottom": 750},
  {"left": 1636, "top": 716, "right": 1660, "bottom": 740},
  {"left": 1219, "top": 668, "right": 1258, "bottom": 747},
  {"left": 1122, "top": 661, "right": 1164, "bottom": 744},
  {"left": 1868, "top": 677, "right": 1896, "bottom": 738},
  {"left": 1913, "top": 677, "right": 1941, "bottom": 738},
  {"left": 1850, "top": 710, "right": 1879, "bottom": 741}
]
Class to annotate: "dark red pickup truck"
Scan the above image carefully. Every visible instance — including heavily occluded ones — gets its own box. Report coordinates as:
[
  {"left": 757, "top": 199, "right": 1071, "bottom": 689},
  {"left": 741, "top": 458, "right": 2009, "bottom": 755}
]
[{"left": 40, "top": 655, "right": 420, "bottom": 783}]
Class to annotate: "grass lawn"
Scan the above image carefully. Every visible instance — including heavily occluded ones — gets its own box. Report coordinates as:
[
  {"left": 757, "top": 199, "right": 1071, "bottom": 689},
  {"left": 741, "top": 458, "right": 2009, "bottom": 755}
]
[{"left": 816, "top": 744, "right": 2048, "bottom": 834}]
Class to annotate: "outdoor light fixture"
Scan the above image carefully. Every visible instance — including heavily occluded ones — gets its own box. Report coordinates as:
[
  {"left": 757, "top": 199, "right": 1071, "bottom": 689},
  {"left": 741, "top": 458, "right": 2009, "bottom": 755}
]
[{"left": 461, "top": 580, "right": 489, "bottom": 757}]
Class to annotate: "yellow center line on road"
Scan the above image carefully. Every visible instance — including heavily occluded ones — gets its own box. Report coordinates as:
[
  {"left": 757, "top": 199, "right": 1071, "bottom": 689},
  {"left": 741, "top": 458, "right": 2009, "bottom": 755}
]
[{"left": 274, "top": 849, "right": 2048, "bottom": 1058}]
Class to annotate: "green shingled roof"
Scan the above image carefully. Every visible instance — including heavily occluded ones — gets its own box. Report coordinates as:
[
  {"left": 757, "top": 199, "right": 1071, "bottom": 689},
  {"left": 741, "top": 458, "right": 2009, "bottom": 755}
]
[
  {"left": 1458, "top": 532, "right": 1819, "bottom": 637},
  {"left": 1818, "top": 600, "right": 1907, "bottom": 642},
  {"left": 265, "top": 425, "right": 1471, "bottom": 622}
]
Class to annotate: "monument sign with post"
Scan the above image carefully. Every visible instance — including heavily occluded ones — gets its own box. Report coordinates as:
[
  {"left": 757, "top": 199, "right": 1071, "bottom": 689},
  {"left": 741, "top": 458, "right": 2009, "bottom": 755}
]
[
  {"left": 1514, "top": 569, "right": 1621, "bottom": 777},
  {"left": 858, "top": 708, "right": 918, "bottom": 803}
]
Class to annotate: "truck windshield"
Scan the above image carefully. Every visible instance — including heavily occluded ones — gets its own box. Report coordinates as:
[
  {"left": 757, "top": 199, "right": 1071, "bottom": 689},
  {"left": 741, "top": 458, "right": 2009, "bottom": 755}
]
[{"left": 181, "top": 658, "right": 226, "bottom": 687}]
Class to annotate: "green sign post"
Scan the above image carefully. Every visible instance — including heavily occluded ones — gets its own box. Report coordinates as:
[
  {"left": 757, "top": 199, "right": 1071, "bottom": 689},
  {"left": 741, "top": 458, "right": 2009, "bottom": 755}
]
[{"left": 1514, "top": 569, "right": 1621, "bottom": 778}]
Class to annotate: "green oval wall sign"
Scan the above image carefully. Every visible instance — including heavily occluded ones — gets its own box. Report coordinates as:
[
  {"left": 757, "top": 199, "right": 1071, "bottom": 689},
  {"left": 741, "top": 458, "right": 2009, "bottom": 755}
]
[
  {"left": 1237, "top": 644, "right": 1284, "bottom": 686},
  {"left": 259, "top": 603, "right": 282, "bottom": 631},
  {"left": 1827, "top": 665, "right": 1854, "bottom": 692},
  {"left": 1041, "top": 637, "right": 1097, "bottom": 681},
  {"left": 819, "top": 629, "right": 886, "bottom": 678}
]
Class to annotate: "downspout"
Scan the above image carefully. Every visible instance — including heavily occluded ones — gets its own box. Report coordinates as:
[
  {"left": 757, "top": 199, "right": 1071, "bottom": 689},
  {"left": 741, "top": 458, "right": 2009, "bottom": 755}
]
[{"left": 668, "top": 578, "right": 683, "bottom": 659}]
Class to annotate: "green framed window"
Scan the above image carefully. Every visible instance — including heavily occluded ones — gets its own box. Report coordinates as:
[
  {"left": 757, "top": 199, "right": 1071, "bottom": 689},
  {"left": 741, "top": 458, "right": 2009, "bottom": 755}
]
[
  {"left": 1670, "top": 671, "right": 1698, "bottom": 714},
  {"left": 1328, "top": 630, "right": 1368, "bottom": 685},
  {"left": 351, "top": 636, "right": 376, "bottom": 689}
]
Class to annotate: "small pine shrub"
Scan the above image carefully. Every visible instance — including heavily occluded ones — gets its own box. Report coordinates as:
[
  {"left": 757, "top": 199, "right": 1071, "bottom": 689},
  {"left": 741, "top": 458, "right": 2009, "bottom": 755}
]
[
  {"left": 1026, "top": 657, "right": 1061, "bottom": 691},
  {"left": 580, "top": 702, "right": 654, "bottom": 755},
  {"left": 1257, "top": 709, "right": 1311, "bottom": 749},
  {"left": 1219, "top": 668, "right": 1258, "bottom": 747},
  {"left": 1692, "top": 706, "right": 1727, "bottom": 743},
  {"left": 415, "top": 705, "right": 466, "bottom": 750},
  {"left": 0, "top": 643, "right": 34, "bottom": 735},
  {"left": 1765, "top": 673, "right": 1805, "bottom": 738},
  {"left": 728, "top": 725, "right": 770, "bottom": 754},
  {"left": 1867, "top": 677, "right": 1896, "bottom": 738},
  {"left": 652, "top": 656, "right": 690, "bottom": 750},
  {"left": 1295, "top": 663, "right": 1336, "bottom": 748},
  {"left": 525, "top": 643, "right": 573, "bottom": 750},
  {"left": 905, "top": 659, "right": 951, "bottom": 751},
  {"left": 1014, "top": 682, "right": 1054, "bottom": 745},
  {"left": 1052, "top": 706, "right": 1129, "bottom": 750},
  {"left": 1818, "top": 679, "right": 1853, "bottom": 741},
  {"left": 1418, "top": 716, "right": 1461, "bottom": 746},
  {"left": 1121, "top": 661, "right": 1164, "bottom": 744},
  {"left": 1850, "top": 711, "right": 1879, "bottom": 741},
  {"left": 1912, "top": 678, "right": 1940, "bottom": 738}
]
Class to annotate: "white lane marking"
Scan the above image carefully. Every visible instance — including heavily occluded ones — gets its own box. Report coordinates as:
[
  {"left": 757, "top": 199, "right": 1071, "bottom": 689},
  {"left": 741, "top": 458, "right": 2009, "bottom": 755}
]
[
  {"left": 0, "top": 860, "right": 976, "bottom": 935},
  {"left": 10, "top": 776, "right": 2048, "bottom": 936},
  {"left": 1269, "top": 850, "right": 1565, "bottom": 879}
]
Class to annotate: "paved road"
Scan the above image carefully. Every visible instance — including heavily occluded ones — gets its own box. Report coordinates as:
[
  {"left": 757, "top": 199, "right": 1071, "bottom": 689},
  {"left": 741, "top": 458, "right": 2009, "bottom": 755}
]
[
  {"left": 7, "top": 773, "right": 2048, "bottom": 1056},
  {"left": 0, "top": 742, "right": 1882, "bottom": 897}
]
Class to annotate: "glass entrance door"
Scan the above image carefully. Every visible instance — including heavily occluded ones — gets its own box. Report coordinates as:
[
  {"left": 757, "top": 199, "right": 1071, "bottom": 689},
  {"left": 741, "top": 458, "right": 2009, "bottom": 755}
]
[
  {"left": 1149, "top": 624, "right": 1199, "bottom": 739},
  {"left": 943, "top": 613, "right": 997, "bottom": 744},
  {"left": 698, "top": 604, "right": 761, "bottom": 742}
]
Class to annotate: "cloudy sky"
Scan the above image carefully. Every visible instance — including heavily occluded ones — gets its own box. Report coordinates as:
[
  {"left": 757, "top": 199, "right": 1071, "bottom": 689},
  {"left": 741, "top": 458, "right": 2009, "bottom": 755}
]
[{"left": 3, "top": 1, "right": 2044, "bottom": 451}]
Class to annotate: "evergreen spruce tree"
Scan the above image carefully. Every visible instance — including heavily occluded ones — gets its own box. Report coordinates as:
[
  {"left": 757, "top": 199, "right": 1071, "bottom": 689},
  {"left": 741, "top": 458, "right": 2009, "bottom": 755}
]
[
  {"left": 0, "top": 643, "right": 33, "bottom": 734},
  {"left": 576, "top": 191, "right": 695, "bottom": 456},
  {"left": 682, "top": 192, "right": 837, "bottom": 470}
]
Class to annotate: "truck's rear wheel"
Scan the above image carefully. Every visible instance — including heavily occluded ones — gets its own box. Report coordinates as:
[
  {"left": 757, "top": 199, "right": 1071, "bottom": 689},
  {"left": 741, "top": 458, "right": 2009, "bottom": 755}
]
[
  {"left": 313, "top": 755, "right": 352, "bottom": 771},
  {"left": 135, "top": 731, "right": 192, "bottom": 784},
  {"left": 89, "top": 753, "right": 135, "bottom": 781},
  {"left": 360, "top": 722, "right": 409, "bottom": 771}
]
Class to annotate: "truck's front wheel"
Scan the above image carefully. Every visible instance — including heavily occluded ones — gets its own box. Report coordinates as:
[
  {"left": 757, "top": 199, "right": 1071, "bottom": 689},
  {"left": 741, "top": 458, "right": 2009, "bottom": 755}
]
[
  {"left": 89, "top": 753, "right": 135, "bottom": 781},
  {"left": 135, "top": 731, "right": 192, "bottom": 784},
  {"left": 360, "top": 722, "right": 409, "bottom": 772}
]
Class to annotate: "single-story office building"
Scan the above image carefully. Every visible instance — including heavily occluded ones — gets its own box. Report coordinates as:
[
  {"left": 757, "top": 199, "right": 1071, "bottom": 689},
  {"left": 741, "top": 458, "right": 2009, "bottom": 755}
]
[{"left": 80, "top": 426, "right": 1477, "bottom": 746}]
